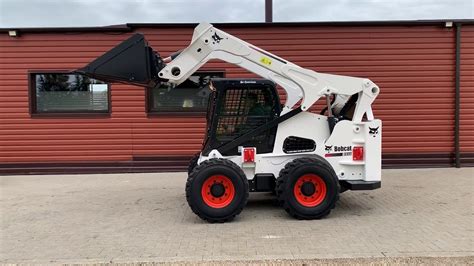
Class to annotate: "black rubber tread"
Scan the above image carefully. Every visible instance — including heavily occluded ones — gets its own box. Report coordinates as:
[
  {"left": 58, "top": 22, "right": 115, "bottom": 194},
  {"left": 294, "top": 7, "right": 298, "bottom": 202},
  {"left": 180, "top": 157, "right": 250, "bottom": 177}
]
[
  {"left": 186, "top": 158, "right": 249, "bottom": 223},
  {"left": 187, "top": 153, "right": 200, "bottom": 176},
  {"left": 276, "top": 157, "right": 340, "bottom": 220}
]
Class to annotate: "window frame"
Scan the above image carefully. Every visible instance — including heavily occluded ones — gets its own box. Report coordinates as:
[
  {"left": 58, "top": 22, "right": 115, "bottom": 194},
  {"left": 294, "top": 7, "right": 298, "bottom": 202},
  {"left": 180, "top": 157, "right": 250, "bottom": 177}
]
[
  {"left": 28, "top": 70, "right": 111, "bottom": 118},
  {"left": 146, "top": 70, "right": 225, "bottom": 117}
]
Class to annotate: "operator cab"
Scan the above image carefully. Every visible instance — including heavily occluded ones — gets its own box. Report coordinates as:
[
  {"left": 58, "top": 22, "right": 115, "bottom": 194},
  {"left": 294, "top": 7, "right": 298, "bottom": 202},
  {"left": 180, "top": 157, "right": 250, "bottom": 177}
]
[{"left": 202, "top": 79, "right": 281, "bottom": 156}]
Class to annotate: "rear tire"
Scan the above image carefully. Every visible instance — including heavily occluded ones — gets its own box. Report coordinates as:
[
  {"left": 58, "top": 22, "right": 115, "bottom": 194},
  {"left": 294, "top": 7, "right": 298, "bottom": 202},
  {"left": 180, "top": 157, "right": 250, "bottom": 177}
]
[
  {"left": 186, "top": 158, "right": 249, "bottom": 223},
  {"left": 276, "top": 157, "right": 339, "bottom": 219}
]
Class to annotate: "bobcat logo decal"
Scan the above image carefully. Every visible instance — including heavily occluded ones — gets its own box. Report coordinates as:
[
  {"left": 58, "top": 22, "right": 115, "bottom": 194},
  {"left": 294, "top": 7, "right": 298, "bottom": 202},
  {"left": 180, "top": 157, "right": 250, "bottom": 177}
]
[
  {"left": 212, "top": 33, "right": 223, "bottom": 43},
  {"left": 325, "top": 145, "right": 333, "bottom": 152},
  {"left": 369, "top": 126, "right": 379, "bottom": 135}
]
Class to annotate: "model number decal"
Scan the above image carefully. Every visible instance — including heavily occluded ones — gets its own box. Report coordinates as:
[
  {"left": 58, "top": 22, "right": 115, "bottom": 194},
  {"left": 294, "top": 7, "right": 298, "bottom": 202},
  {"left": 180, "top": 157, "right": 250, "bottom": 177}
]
[{"left": 325, "top": 152, "right": 352, "bottom": 158}]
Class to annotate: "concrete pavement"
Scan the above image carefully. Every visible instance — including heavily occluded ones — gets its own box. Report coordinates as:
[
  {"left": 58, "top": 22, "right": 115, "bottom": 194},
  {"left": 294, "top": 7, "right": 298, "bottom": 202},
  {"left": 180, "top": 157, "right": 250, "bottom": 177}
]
[{"left": 1, "top": 168, "right": 473, "bottom": 264}]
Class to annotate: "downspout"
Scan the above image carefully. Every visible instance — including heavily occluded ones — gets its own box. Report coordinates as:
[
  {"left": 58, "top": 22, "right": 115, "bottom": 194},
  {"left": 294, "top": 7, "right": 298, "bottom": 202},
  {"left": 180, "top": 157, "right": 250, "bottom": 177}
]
[
  {"left": 265, "top": 0, "right": 273, "bottom": 23},
  {"left": 454, "top": 23, "right": 461, "bottom": 168}
]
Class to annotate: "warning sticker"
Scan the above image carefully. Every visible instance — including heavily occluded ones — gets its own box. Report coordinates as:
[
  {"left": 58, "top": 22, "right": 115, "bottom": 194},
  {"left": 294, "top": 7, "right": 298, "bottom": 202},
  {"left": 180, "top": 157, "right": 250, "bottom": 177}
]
[{"left": 260, "top": 56, "right": 272, "bottom": 66}]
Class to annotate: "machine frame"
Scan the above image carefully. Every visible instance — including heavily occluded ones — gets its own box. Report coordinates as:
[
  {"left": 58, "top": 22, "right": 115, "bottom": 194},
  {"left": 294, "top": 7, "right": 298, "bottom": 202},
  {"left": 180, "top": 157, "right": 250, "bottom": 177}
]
[{"left": 78, "top": 22, "right": 383, "bottom": 222}]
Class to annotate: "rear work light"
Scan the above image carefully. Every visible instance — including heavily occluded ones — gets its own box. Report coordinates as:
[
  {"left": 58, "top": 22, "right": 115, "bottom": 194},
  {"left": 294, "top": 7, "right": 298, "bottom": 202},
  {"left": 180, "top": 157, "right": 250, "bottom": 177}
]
[
  {"left": 352, "top": 146, "right": 364, "bottom": 161},
  {"left": 243, "top": 147, "right": 256, "bottom": 163}
]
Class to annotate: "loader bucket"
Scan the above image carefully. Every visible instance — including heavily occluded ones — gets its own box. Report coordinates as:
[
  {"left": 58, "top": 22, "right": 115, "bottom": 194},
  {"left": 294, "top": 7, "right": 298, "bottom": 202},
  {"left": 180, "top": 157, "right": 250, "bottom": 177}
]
[{"left": 76, "top": 33, "right": 165, "bottom": 87}]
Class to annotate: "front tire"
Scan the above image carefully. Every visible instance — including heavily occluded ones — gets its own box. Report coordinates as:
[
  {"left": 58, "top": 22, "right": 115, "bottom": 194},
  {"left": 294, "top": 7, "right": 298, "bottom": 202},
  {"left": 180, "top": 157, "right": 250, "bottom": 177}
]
[
  {"left": 276, "top": 157, "right": 339, "bottom": 219},
  {"left": 186, "top": 158, "right": 249, "bottom": 223}
]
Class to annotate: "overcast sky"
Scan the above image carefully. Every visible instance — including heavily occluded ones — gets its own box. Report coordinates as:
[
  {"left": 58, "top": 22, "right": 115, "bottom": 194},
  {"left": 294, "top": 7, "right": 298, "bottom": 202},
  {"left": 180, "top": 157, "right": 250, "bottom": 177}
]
[{"left": 0, "top": 0, "right": 472, "bottom": 28}]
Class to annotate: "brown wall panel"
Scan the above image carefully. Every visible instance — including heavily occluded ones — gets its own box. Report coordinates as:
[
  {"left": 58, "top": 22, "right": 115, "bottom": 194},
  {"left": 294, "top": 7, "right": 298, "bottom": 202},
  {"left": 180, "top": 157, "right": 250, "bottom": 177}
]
[
  {"left": 460, "top": 25, "right": 474, "bottom": 153},
  {"left": 0, "top": 22, "right": 471, "bottom": 169}
]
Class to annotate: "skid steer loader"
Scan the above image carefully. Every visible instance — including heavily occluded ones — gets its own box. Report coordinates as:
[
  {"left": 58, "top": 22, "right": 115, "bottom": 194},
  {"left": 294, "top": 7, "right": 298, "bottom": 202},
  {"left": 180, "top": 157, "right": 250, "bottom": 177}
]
[{"left": 77, "top": 23, "right": 382, "bottom": 222}]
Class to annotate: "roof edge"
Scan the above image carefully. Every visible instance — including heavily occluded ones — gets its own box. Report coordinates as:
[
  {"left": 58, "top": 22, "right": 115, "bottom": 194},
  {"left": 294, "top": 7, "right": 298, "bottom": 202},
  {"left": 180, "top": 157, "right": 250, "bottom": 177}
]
[
  {"left": 0, "top": 24, "right": 132, "bottom": 33},
  {"left": 1, "top": 19, "right": 473, "bottom": 33}
]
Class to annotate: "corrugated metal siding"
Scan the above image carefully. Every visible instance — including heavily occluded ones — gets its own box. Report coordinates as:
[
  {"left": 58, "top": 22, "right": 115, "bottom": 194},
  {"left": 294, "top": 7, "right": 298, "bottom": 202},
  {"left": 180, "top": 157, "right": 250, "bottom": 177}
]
[
  {"left": 1, "top": 33, "right": 127, "bottom": 162},
  {"left": 0, "top": 24, "right": 468, "bottom": 168},
  {"left": 0, "top": 29, "right": 208, "bottom": 163},
  {"left": 460, "top": 25, "right": 474, "bottom": 154},
  {"left": 216, "top": 26, "right": 458, "bottom": 155}
]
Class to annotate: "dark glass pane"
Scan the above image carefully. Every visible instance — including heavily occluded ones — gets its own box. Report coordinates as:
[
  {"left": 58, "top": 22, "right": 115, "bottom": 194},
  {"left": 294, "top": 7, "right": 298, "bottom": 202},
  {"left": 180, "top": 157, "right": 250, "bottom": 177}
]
[
  {"left": 150, "top": 72, "right": 223, "bottom": 112},
  {"left": 35, "top": 74, "right": 108, "bottom": 112},
  {"left": 215, "top": 88, "right": 273, "bottom": 142}
]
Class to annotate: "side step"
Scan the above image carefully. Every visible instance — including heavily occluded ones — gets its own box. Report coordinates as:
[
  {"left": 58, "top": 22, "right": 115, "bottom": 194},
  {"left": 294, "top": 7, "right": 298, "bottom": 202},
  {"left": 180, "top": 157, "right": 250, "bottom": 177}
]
[
  {"left": 340, "top": 180, "right": 381, "bottom": 190},
  {"left": 249, "top": 174, "right": 275, "bottom": 192}
]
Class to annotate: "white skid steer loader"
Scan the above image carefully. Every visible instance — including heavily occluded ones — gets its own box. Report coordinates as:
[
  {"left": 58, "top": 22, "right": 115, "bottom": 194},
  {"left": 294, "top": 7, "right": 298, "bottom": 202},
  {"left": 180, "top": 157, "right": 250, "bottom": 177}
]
[{"left": 77, "top": 23, "right": 382, "bottom": 223}]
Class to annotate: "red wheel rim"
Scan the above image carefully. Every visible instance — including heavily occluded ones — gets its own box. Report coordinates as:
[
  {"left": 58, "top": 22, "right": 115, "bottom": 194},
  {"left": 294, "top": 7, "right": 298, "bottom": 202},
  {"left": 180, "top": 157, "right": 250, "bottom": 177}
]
[
  {"left": 201, "top": 175, "right": 235, "bottom": 208},
  {"left": 293, "top": 174, "right": 327, "bottom": 207}
]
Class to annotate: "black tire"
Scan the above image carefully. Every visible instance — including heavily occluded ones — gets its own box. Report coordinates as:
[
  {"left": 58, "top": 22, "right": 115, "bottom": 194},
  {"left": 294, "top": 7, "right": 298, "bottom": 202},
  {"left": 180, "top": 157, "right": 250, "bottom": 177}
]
[
  {"left": 276, "top": 157, "right": 340, "bottom": 219},
  {"left": 187, "top": 153, "right": 200, "bottom": 176},
  {"left": 186, "top": 158, "right": 249, "bottom": 223}
]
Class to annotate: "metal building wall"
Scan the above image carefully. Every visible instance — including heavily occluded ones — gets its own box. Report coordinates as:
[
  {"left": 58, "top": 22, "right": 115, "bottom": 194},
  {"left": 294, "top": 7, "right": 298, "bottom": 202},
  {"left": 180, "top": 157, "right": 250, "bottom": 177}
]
[
  {"left": 0, "top": 22, "right": 472, "bottom": 173},
  {"left": 460, "top": 25, "right": 474, "bottom": 164}
]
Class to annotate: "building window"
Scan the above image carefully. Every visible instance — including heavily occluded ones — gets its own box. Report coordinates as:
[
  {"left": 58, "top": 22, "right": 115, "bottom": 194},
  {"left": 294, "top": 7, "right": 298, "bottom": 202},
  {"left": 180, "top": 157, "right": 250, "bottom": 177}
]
[
  {"left": 148, "top": 71, "right": 224, "bottom": 115},
  {"left": 30, "top": 72, "right": 109, "bottom": 114}
]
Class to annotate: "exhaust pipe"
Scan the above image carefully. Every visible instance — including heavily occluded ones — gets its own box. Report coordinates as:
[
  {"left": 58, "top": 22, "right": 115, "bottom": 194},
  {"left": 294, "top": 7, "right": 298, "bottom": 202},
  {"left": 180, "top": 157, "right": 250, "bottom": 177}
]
[{"left": 76, "top": 33, "right": 166, "bottom": 88}]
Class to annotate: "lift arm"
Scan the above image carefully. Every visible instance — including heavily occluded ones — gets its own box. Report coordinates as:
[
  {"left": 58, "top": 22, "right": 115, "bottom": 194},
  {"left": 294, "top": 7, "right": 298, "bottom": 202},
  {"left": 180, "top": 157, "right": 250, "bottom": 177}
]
[{"left": 158, "top": 23, "right": 380, "bottom": 122}]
